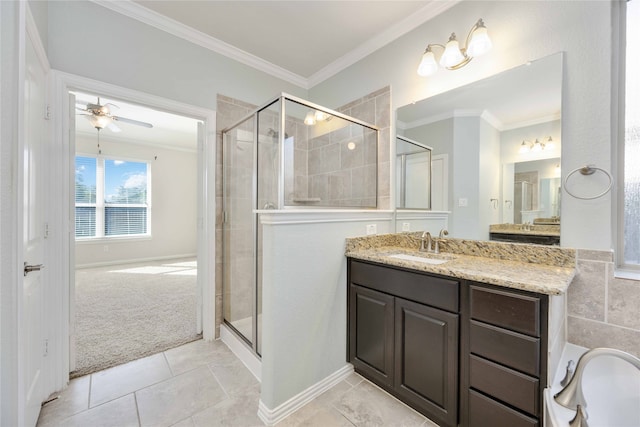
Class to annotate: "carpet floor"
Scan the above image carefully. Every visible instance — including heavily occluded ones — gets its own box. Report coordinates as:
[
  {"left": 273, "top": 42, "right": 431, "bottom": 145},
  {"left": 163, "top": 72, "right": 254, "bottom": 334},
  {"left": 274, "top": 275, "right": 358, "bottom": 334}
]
[{"left": 72, "top": 258, "right": 201, "bottom": 378}]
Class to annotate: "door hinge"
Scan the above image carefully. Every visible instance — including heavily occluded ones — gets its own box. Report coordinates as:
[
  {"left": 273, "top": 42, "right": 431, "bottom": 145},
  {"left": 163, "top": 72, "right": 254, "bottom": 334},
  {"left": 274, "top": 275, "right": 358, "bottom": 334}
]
[
  {"left": 44, "top": 222, "right": 50, "bottom": 239},
  {"left": 43, "top": 339, "right": 48, "bottom": 357},
  {"left": 44, "top": 104, "right": 51, "bottom": 120},
  {"left": 222, "top": 211, "right": 227, "bottom": 224}
]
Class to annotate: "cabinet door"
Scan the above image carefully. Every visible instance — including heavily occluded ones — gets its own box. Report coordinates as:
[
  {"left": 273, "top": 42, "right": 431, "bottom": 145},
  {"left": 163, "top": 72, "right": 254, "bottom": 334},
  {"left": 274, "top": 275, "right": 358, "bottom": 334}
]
[
  {"left": 349, "top": 284, "right": 395, "bottom": 386},
  {"left": 394, "top": 298, "right": 459, "bottom": 427}
]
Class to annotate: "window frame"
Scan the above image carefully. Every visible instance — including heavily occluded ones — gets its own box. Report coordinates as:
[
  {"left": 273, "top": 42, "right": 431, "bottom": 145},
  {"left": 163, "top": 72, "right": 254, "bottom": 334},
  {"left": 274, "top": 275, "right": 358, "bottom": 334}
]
[
  {"left": 615, "top": 0, "right": 640, "bottom": 278},
  {"left": 75, "top": 153, "right": 152, "bottom": 241}
]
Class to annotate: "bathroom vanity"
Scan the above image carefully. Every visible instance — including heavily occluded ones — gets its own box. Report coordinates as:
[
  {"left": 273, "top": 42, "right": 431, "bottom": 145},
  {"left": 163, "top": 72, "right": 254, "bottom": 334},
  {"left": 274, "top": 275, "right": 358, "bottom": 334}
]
[{"left": 345, "top": 234, "right": 575, "bottom": 427}]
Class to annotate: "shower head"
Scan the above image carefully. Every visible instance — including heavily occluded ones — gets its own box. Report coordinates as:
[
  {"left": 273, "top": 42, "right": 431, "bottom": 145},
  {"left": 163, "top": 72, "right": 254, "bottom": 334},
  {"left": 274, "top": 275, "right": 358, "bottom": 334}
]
[{"left": 266, "top": 128, "right": 289, "bottom": 140}]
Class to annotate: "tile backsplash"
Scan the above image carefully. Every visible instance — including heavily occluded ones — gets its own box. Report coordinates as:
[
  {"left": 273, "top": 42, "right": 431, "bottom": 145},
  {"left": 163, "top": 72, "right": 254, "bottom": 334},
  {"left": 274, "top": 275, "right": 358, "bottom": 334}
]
[{"left": 567, "top": 249, "right": 640, "bottom": 357}]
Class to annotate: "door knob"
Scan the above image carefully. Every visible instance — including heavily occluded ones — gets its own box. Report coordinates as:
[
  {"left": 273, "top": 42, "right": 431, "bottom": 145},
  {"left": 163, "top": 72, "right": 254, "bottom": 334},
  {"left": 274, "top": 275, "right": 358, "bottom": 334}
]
[{"left": 24, "top": 262, "right": 44, "bottom": 276}]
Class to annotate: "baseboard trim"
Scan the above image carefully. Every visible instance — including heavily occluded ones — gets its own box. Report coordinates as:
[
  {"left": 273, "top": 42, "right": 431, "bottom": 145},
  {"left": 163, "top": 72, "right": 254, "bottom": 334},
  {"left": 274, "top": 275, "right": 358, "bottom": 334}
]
[
  {"left": 220, "top": 323, "right": 262, "bottom": 382},
  {"left": 257, "top": 364, "right": 354, "bottom": 426},
  {"left": 75, "top": 253, "right": 197, "bottom": 269}
]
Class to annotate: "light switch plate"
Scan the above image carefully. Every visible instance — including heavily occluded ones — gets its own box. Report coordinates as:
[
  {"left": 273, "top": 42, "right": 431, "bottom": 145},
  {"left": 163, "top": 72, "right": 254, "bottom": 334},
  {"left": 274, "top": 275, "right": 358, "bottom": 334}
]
[
  {"left": 458, "top": 198, "right": 468, "bottom": 207},
  {"left": 402, "top": 222, "right": 410, "bottom": 231}
]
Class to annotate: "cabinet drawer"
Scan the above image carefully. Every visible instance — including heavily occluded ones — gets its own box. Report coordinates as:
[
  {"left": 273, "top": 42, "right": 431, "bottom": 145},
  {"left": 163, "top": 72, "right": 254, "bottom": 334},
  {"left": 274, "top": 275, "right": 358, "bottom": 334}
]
[
  {"left": 470, "top": 321, "right": 540, "bottom": 377},
  {"left": 470, "top": 285, "right": 540, "bottom": 337},
  {"left": 469, "top": 355, "right": 539, "bottom": 416},
  {"left": 349, "top": 260, "right": 458, "bottom": 312},
  {"left": 468, "top": 390, "right": 538, "bottom": 427}
]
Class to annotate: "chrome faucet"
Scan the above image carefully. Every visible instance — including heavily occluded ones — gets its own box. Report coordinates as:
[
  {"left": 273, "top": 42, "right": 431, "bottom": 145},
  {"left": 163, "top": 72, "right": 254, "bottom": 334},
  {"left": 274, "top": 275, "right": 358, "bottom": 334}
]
[
  {"left": 434, "top": 229, "right": 448, "bottom": 254},
  {"left": 420, "top": 231, "right": 433, "bottom": 252},
  {"left": 554, "top": 347, "right": 640, "bottom": 427}
]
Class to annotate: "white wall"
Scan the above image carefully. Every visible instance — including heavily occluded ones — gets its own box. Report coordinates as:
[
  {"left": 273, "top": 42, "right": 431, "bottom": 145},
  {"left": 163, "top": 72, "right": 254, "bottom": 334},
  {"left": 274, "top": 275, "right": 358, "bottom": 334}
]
[
  {"left": 46, "top": 1, "right": 306, "bottom": 111},
  {"left": 310, "top": 0, "right": 614, "bottom": 250},
  {"left": 259, "top": 211, "right": 394, "bottom": 411},
  {"left": 479, "top": 118, "right": 501, "bottom": 238},
  {"left": 74, "top": 135, "right": 198, "bottom": 267}
]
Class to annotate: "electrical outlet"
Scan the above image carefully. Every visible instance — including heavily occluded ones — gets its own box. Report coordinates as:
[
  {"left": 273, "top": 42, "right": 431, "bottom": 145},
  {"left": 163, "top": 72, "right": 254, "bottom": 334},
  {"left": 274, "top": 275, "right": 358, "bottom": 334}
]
[
  {"left": 366, "top": 224, "right": 377, "bottom": 235},
  {"left": 458, "top": 198, "right": 468, "bottom": 207},
  {"left": 103, "top": 245, "right": 109, "bottom": 253},
  {"left": 402, "top": 222, "right": 410, "bottom": 231}
]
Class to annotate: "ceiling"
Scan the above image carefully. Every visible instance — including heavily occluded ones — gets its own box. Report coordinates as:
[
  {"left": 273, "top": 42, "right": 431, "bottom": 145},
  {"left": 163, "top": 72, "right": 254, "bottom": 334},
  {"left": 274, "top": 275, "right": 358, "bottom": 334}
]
[{"left": 97, "top": 0, "right": 456, "bottom": 87}]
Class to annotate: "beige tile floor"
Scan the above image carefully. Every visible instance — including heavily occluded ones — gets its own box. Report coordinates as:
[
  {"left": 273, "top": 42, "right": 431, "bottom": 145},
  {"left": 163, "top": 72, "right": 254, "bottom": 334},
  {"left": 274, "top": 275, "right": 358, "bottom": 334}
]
[{"left": 37, "top": 339, "right": 439, "bottom": 427}]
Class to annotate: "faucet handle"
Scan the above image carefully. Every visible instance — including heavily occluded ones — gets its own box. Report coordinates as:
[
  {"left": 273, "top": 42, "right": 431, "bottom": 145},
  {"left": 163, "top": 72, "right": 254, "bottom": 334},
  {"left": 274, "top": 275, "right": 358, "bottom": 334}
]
[
  {"left": 560, "top": 360, "right": 576, "bottom": 387},
  {"left": 439, "top": 229, "right": 449, "bottom": 239}
]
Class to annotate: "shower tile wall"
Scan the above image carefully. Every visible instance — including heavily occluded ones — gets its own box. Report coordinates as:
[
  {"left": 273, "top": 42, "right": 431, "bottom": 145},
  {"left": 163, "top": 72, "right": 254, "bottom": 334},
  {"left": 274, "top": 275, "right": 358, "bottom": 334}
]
[
  {"left": 567, "top": 249, "right": 640, "bottom": 357},
  {"left": 335, "top": 86, "right": 391, "bottom": 210}
]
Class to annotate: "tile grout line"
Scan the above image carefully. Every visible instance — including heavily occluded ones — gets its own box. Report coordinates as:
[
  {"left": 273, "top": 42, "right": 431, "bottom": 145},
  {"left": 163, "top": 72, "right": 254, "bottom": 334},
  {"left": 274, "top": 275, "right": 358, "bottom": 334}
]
[{"left": 133, "top": 392, "right": 142, "bottom": 427}]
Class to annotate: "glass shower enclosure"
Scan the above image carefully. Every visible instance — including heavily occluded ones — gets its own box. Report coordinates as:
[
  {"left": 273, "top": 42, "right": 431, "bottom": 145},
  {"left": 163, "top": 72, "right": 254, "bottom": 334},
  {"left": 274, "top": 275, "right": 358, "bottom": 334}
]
[{"left": 221, "top": 94, "right": 379, "bottom": 356}]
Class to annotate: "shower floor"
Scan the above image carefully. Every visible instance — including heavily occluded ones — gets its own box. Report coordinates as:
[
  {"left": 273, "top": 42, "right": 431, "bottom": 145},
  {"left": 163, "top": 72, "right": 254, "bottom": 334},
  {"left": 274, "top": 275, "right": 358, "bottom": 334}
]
[{"left": 228, "top": 314, "right": 262, "bottom": 348}]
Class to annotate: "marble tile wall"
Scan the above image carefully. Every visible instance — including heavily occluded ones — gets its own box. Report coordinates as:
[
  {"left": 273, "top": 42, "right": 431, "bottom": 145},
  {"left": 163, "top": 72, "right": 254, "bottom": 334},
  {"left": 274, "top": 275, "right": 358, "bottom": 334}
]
[{"left": 567, "top": 249, "right": 640, "bottom": 357}]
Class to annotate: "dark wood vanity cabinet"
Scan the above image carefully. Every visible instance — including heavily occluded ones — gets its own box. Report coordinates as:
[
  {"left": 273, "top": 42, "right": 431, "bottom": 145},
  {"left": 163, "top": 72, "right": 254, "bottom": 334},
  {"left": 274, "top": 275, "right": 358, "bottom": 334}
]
[
  {"left": 348, "top": 259, "right": 459, "bottom": 427},
  {"left": 462, "top": 282, "right": 549, "bottom": 427},
  {"left": 347, "top": 258, "right": 553, "bottom": 427}
]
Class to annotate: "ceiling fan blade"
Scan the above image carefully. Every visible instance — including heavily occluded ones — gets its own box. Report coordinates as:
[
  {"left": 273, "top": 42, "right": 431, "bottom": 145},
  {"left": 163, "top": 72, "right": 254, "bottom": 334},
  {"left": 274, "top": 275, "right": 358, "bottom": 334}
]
[
  {"left": 113, "top": 116, "right": 153, "bottom": 128},
  {"left": 107, "top": 122, "right": 122, "bottom": 133}
]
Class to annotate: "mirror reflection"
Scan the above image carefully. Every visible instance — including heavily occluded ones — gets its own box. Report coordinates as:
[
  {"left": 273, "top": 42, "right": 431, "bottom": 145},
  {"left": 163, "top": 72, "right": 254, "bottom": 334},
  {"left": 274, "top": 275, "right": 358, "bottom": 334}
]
[
  {"left": 396, "top": 52, "right": 562, "bottom": 242},
  {"left": 396, "top": 136, "right": 432, "bottom": 209}
]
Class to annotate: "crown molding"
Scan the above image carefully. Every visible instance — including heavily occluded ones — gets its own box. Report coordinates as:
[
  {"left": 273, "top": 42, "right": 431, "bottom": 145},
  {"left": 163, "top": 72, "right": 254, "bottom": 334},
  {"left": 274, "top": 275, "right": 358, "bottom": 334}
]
[
  {"left": 307, "top": 0, "right": 461, "bottom": 87},
  {"left": 91, "top": 0, "right": 460, "bottom": 90},
  {"left": 91, "top": 0, "right": 309, "bottom": 89},
  {"left": 501, "top": 113, "right": 562, "bottom": 131}
]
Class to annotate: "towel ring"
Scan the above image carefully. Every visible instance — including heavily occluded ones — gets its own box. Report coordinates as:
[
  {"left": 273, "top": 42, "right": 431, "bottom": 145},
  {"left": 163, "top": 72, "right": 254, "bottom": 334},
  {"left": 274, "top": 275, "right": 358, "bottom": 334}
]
[{"left": 564, "top": 165, "right": 613, "bottom": 200}]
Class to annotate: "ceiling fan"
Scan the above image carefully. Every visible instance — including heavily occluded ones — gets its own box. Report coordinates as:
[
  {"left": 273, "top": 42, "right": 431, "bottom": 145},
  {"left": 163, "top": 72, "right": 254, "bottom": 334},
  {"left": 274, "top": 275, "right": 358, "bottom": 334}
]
[{"left": 76, "top": 98, "right": 153, "bottom": 132}]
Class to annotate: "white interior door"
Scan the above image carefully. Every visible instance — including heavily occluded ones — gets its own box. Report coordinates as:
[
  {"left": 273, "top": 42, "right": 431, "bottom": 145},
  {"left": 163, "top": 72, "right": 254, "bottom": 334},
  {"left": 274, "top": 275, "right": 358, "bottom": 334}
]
[
  {"left": 405, "top": 151, "right": 431, "bottom": 208},
  {"left": 431, "top": 154, "right": 449, "bottom": 211},
  {"left": 22, "top": 24, "right": 48, "bottom": 427}
]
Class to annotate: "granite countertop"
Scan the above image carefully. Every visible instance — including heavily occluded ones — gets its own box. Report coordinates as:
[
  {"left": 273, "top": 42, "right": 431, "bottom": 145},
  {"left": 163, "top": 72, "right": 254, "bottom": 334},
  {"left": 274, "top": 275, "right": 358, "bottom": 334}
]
[
  {"left": 345, "top": 234, "right": 576, "bottom": 296},
  {"left": 489, "top": 224, "right": 561, "bottom": 237}
]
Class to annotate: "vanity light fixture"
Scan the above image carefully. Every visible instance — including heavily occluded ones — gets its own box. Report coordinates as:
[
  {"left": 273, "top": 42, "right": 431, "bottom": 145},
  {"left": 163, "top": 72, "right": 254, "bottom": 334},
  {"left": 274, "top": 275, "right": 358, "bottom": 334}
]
[
  {"left": 417, "top": 18, "right": 492, "bottom": 77},
  {"left": 519, "top": 136, "right": 555, "bottom": 153},
  {"left": 304, "top": 110, "right": 333, "bottom": 126}
]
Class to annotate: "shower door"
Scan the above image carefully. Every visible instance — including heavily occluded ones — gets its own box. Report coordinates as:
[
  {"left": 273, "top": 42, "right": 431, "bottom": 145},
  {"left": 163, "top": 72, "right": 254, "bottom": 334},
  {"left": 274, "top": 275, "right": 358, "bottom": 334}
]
[{"left": 222, "top": 116, "right": 257, "bottom": 348}]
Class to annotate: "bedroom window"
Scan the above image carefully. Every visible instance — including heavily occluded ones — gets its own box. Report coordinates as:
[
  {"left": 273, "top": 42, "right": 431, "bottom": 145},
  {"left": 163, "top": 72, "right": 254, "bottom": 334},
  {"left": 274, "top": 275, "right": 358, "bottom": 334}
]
[{"left": 75, "top": 156, "right": 150, "bottom": 239}]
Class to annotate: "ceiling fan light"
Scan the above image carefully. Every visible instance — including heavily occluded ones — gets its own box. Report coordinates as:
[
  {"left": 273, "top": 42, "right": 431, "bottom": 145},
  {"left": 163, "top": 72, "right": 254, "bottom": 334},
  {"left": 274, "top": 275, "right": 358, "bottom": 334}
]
[
  {"left": 88, "top": 114, "right": 112, "bottom": 130},
  {"left": 467, "top": 24, "right": 492, "bottom": 58},
  {"left": 417, "top": 49, "right": 438, "bottom": 76},
  {"left": 440, "top": 34, "right": 465, "bottom": 68}
]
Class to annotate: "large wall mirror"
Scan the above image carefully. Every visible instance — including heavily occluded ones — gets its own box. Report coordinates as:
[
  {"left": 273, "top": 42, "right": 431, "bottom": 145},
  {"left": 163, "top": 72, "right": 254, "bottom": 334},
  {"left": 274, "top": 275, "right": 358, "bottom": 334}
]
[{"left": 396, "top": 52, "right": 563, "bottom": 241}]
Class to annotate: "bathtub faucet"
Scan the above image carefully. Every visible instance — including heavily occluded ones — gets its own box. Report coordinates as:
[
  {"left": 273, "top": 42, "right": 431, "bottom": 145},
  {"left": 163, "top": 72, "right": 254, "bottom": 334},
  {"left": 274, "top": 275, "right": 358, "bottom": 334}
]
[{"left": 554, "top": 347, "right": 640, "bottom": 427}]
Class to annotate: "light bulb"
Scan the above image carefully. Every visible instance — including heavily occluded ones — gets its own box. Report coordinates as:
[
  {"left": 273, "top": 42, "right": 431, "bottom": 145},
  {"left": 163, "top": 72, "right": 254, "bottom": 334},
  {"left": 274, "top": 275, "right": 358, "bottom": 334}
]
[
  {"left": 467, "top": 24, "right": 492, "bottom": 57},
  {"left": 417, "top": 49, "right": 438, "bottom": 77},
  {"left": 531, "top": 139, "right": 543, "bottom": 152},
  {"left": 347, "top": 141, "right": 356, "bottom": 151},
  {"left": 304, "top": 111, "right": 316, "bottom": 126},
  {"left": 314, "top": 110, "right": 329, "bottom": 122},
  {"left": 545, "top": 137, "right": 555, "bottom": 150},
  {"left": 519, "top": 141, "right": 529, "bottom": 154},
  {"left": 440, "top": 34, "right": 465, "bottom": 67}
]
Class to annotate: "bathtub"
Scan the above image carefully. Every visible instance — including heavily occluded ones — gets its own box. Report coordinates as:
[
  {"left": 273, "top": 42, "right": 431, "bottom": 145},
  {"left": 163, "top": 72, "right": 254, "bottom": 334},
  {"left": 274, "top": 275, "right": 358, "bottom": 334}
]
[{"left": 544, "top": 343, "right": 640, "bottom": 427}]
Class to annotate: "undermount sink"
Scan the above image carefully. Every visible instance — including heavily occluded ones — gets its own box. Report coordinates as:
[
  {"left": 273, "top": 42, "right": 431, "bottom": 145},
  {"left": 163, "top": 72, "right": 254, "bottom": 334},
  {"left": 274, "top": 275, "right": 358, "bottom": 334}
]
[{"left": 386, "top": 253, "right": 452, "bottom": 265}]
